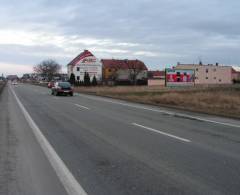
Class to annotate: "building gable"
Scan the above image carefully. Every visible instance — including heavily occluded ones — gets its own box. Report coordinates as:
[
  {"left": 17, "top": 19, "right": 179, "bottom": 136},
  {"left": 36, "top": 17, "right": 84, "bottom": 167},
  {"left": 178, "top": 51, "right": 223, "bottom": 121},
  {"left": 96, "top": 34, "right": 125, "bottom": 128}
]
[
  {"left": 67, "top": 50, "right": 102, "bottom": 81},
  {"left": 68, "top": 50, "right": 95, "bottom": 67}
]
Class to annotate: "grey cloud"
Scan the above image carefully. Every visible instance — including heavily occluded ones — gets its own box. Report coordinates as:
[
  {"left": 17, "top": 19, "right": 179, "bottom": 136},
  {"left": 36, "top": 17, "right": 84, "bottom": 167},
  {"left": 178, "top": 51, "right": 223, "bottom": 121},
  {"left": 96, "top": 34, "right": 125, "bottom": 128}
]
[{"left": 1, "top": 0, "right": 240, "bottom": 74}]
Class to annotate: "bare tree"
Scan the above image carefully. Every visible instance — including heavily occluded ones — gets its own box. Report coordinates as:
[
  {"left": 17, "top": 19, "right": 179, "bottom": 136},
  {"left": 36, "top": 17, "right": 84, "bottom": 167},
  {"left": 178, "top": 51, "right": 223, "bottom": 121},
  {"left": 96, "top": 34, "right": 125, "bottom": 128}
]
[
  {"left": 34, "top": 59, "right": 61, "bottom": 81},
  {"left": 126, "top": 60, "right": 146, "bottom": 85}
]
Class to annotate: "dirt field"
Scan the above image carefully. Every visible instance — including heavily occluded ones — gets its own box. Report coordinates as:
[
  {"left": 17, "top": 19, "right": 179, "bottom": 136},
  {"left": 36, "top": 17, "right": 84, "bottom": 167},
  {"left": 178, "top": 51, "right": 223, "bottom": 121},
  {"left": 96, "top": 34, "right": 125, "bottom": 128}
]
[{"left": 74, "top": 85, "right": 240, "bottom": 119}]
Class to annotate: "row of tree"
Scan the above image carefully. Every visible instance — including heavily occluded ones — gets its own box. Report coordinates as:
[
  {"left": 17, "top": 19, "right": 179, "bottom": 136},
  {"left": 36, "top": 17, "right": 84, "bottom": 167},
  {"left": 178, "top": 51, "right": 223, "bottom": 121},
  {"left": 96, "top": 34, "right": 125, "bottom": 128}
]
[{"left": 69, "top": 72, "right": 97, "bottom": 86}]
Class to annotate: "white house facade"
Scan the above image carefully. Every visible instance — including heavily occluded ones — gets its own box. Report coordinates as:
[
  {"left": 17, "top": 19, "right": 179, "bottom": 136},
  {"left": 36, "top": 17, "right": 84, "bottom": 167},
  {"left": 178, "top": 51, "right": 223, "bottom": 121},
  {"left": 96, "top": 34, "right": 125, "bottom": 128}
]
[{"left": 67, "top": 50, "right": 102, "bottom": 81}]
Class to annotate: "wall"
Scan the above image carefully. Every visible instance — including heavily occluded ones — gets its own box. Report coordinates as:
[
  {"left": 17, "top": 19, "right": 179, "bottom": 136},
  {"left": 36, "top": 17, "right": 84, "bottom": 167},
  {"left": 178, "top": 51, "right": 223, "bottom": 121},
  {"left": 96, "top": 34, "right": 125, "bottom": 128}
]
[
  {"left": 148, "top": 79, "right": 165, "bottom": 86},
  {"left": 71, "top": 56, "right": 102, "bottom": 81},
  {"left": 176, "top": 65, "right": 233, "bottom": 84}
]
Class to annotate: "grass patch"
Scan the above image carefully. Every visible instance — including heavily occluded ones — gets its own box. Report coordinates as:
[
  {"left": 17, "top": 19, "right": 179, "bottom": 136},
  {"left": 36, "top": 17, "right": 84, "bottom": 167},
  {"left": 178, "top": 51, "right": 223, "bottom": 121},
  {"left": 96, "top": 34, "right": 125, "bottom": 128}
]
[{"left": 74, "top": 85, "right": 240, "bottom": 119}]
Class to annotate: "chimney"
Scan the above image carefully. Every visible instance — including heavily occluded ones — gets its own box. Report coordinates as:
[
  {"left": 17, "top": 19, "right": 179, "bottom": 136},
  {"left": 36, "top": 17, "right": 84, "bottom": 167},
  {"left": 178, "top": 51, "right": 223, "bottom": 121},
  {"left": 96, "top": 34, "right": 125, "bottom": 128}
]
[{"left": 216, "top": 62, "right": 219, "bottom": 66}]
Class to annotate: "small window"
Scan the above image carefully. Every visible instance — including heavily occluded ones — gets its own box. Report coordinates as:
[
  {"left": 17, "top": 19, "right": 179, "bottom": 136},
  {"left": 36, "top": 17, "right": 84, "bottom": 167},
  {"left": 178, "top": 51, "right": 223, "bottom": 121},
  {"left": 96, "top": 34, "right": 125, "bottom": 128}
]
[
  {"left": 206, "top": 77, "right": 208, "bottom": 79},
  {"left": 214, "top": 77, "right": 216, "bottom": 80},
  {"left": 77, "top": 67, "right": 80, "bottom": 71},
  {"left": 219, "top": 79, "right": 222, "bottom": 82},
  {"left": 206, "top": 69, "right": 208, "bottom": 73},
  {"left": 77, "top": 76, "right": 80, "bottom": 80},
  {"left": 196, "top": 68, "right": 198, "bottom": 71}
]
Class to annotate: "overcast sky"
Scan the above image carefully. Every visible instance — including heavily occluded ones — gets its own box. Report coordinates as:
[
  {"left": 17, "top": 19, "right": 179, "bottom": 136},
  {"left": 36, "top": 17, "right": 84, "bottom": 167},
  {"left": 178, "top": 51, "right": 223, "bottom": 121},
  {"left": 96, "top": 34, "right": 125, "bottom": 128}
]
[{"left": 0, "top": 0, "right": 240, "bottom": 76}]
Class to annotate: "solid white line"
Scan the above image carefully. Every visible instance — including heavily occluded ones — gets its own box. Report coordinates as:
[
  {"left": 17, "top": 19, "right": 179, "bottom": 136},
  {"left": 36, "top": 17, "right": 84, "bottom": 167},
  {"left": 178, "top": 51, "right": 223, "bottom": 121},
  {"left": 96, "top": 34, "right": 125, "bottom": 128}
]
[
  {"left": 132, "top": 123, "right": 191, "bottom": 143},
  {"left": 75, "top": 104, "right": 90, "bottom": 110},
  {"left": 10, "top": 86, "right": 88, "bottom": 195},
  {"left": 77, "top": 93, "right": 240, "bottom": 128}
]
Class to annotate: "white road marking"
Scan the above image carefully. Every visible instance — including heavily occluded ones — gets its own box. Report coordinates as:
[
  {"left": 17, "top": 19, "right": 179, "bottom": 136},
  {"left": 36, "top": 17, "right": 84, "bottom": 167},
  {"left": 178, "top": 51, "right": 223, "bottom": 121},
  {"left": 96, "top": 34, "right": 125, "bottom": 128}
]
[
  {"left": 76, "top": 93, "right": 240, "bottom": 128},
  {"left": 10, "top": 86, "right": 88, "bottom": 195},
  {"left": 53, "top": 97, "right": 60, "bottom": 100},
  {"left": 132, "top": 123, "right": 191, "bottom": 143},
  {"left": 75, "top": 104, "right": 90, "bottom": 110}
]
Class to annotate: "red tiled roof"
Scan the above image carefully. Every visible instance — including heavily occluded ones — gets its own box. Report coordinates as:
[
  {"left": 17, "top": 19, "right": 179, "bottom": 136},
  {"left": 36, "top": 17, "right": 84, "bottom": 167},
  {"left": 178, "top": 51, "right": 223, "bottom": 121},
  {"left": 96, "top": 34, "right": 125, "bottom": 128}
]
[
  {"left": 68, "top": 50, "right": 94, "bottom": 66},
  {"left": 101, "top": 59, "right": 148, "bottom": 70}
]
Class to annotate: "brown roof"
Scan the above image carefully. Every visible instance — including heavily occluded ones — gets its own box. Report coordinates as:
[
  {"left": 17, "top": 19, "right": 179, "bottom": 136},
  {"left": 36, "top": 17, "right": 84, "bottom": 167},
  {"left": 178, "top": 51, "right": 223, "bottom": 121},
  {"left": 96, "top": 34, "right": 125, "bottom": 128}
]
[
  {"left": 101, "top": 59, "right": 148, "bottom": 70},
  {"left": 148, "top": 70, "right": 165, "bottom": 77},
  {"left": 67, "top": 50, "right": 94, "bottom": 66}
]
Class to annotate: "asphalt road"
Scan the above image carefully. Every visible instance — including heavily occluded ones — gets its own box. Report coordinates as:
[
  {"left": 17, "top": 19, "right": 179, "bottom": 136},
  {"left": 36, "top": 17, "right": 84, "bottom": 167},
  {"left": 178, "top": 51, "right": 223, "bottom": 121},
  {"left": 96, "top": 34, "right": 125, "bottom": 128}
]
[{"left": 1, "top": 83, "right": 240, "bottom": 195}]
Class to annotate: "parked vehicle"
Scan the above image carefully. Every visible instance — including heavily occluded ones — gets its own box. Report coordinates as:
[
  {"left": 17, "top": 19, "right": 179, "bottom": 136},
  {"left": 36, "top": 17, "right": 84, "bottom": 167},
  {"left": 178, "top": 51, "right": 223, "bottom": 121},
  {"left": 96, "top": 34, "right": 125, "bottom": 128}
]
[
  {"left": 51, "top": 82, "right": 73, "bottom": 96},
  {"left": 12, "top": 80, "right": 18, "bottom": 85},
  {"left": 48, "top": 81, "right": 55, "bottom": 88}
]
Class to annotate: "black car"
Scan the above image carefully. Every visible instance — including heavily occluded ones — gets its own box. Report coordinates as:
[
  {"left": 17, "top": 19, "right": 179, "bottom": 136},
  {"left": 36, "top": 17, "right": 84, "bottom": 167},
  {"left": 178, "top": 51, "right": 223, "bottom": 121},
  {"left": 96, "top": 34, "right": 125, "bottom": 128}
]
[{"left": 51, "top": 82, "right": 74, "bottom": 96}]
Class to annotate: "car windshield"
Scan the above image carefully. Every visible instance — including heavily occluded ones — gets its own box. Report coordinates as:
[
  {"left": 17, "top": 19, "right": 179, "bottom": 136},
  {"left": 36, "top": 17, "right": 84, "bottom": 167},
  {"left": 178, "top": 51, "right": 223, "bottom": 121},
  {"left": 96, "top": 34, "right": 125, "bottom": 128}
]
[{"left": 58, "top": 82, "right": 71, "bottom": 88}]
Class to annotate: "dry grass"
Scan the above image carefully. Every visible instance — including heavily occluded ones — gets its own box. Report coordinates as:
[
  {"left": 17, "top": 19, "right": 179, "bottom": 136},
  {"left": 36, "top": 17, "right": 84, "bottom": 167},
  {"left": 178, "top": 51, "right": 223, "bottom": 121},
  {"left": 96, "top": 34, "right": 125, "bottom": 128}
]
[{"left": 74, "top": 85, "right": 240, "bottom": 119}]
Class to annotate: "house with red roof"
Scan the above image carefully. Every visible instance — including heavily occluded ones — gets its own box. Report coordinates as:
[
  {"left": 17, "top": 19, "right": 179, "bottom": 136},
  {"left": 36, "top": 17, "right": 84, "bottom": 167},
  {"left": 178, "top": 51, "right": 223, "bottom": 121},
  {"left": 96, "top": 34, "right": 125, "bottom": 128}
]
[
  {"left": 67, "top": 50, "right": 102, "bottom": 82},
  {"left": 101, "top": 59, "right": 148, "bottom": 85}
]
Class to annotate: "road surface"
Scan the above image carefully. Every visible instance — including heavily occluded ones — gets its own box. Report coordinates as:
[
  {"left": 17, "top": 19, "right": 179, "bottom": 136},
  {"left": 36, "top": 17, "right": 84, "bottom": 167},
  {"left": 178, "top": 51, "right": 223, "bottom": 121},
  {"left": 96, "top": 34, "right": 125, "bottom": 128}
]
[{"left": 1, "top": 83, "right": 240, "bottom": 195}]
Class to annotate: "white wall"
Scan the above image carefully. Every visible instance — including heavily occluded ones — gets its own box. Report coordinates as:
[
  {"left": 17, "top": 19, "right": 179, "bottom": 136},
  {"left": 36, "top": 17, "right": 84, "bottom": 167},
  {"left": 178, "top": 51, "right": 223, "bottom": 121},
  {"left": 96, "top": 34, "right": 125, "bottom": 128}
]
[{"left": 68, "top": 56, "right": 102, "bottom": 81}]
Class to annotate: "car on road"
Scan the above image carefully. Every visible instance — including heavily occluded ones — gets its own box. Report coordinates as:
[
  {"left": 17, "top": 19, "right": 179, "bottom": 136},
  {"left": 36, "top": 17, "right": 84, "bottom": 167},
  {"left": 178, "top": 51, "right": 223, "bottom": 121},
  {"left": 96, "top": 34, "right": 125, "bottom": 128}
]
[
  {"left": 12, "top": 80, "right": 18, "bottom": 85},
  {"left": 51, "top": 82, "right": 73, "bottom": 96}
]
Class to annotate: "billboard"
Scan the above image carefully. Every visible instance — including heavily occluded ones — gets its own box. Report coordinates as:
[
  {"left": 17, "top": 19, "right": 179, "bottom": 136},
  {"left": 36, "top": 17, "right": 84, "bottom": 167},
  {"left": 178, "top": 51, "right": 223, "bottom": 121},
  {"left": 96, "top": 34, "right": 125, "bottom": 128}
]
[{"left": 165, "top": 68, "right": 195, "bottom": 86}]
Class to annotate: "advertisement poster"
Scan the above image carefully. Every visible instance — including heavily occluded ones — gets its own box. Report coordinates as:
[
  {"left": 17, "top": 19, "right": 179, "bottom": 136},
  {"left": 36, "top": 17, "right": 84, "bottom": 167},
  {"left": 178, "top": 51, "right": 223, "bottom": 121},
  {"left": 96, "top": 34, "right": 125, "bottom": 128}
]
[{"left": 166, "top": 68, "right": 195, "bottom": 86}]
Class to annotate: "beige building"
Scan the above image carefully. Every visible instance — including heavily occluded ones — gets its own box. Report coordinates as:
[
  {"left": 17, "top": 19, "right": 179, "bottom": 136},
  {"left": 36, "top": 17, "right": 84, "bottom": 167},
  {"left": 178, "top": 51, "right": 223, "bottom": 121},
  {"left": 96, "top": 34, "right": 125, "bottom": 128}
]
[
  {"left": 176, "top": 64, "right": 233, "bottom": 85},
  {"left": 101, "top": 59, "right": 148, "bottom": 85}
]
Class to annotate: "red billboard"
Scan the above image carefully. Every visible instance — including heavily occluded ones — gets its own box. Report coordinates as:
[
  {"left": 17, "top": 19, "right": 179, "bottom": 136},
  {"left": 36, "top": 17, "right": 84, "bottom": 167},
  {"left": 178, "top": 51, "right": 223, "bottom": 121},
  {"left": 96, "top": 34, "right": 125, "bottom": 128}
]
[{"left": 166, "top": 68, "right": 195, "bottom": 86}]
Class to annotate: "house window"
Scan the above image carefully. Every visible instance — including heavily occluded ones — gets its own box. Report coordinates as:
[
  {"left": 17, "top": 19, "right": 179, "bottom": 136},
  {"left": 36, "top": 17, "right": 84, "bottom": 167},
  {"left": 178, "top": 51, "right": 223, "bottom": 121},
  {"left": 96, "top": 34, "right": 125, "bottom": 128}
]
[
  {"left": 219, "top": 79, "right": 222, "bottom": 82},
  {"left": 206, "top": 69, "right": 208, "bottom": 73},
  {"left": 77, "top": 67, "right": 80, "bottom": 71},
  {"left": 206, "top": 77, "right": 208, "bottom": 79},
  {"left": 214, "top": 77, "right": 216, "bottom": 80},
  {"left": 196, "top": 68, "right": 198, "bottom": 71},
  {"left": 77, "top": 76, "right": 80, "bottom": 81}
]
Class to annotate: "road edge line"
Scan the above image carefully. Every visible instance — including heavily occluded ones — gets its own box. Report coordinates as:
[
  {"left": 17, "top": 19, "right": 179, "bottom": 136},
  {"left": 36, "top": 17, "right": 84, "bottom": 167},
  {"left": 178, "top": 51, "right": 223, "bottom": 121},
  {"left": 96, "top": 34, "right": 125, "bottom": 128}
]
[
  {"left": 10, "top": 86, "right": 88, "bottom": 195},
  {"left": 76, "top": 93, "right": 240, "bottom": 128}
]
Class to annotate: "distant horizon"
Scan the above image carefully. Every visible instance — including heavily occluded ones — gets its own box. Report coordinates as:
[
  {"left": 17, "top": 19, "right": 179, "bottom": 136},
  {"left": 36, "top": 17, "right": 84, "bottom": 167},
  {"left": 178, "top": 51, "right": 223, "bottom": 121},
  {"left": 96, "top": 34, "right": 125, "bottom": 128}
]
[{"left": 2, "top": 61, "right": 240, "bottom": 78}]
